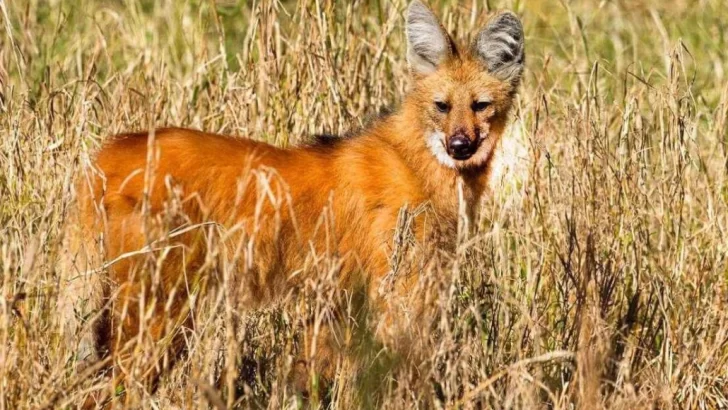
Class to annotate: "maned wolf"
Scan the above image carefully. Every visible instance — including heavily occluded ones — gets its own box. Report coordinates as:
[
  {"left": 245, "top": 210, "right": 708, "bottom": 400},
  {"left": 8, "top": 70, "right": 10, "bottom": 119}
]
[{"left": 60, "top": 0, "right": 525, "bottom": 403}]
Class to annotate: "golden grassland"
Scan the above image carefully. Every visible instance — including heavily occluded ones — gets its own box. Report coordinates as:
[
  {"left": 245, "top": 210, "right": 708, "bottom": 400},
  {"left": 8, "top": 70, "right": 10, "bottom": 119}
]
[{"left": 1, "top": 0, "right": 727, "bottom": 408}]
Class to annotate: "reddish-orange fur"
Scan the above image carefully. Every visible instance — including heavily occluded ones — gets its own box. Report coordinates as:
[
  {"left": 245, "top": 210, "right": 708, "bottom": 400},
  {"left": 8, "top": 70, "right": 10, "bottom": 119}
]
[{"left": 61, "top": 1, "right": 524, "bottom": 401}]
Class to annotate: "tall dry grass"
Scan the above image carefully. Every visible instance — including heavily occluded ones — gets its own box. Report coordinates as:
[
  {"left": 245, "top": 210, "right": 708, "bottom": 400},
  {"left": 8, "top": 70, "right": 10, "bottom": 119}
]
[{"left": 1, "top": 0, "right": 727, "bottom": 408}]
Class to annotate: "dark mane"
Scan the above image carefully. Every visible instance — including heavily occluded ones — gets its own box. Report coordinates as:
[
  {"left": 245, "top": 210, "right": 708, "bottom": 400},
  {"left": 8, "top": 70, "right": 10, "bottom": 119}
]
[
  {"left": 311, "top": 133, "right": 344, "bottom": 148},
  {"left": 305, "top": 107, "right": 395, "bottom": 149}
]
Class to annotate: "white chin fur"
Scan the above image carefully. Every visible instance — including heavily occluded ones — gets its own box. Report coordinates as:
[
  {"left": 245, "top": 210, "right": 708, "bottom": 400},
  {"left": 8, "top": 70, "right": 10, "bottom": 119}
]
[{"left": 426, "top": 130, "right": 457, "bottom": 169}]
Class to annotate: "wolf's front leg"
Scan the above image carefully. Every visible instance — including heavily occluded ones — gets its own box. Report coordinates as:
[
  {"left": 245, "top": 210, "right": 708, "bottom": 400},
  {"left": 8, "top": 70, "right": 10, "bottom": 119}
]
[{"left": 371, "top": 206, "right": 444, "bottom": 349}]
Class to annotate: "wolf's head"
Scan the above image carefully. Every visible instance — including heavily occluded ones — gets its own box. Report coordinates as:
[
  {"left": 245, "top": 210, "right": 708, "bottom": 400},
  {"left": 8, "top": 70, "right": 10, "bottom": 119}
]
[{"left": 405, "top": 0, "right": 524, "bottom": 170}]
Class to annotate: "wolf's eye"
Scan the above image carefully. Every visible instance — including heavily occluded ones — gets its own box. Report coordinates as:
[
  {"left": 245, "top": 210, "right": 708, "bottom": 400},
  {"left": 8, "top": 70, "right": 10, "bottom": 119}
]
[
  {"left": 435, "top": 101, "right": 450, "bottom": 113},
  {"left": 472, "top": 101, "right": 491, "bottom": 112}
]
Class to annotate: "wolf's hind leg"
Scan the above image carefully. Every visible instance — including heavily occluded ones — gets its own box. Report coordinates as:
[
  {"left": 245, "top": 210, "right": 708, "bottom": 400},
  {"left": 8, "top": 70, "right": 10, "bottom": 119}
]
[{"left": 58, "top": 221, "right": 106, "bottom": 370}]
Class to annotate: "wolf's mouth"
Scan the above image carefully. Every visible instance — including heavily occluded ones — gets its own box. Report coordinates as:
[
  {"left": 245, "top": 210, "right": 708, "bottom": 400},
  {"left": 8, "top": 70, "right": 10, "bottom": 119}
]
[
  {"left": 443, "top": 136, "right": 480, "bottom": 160},
  {"left": 451, "top": 150, "right": 474, "bottom": 160}
]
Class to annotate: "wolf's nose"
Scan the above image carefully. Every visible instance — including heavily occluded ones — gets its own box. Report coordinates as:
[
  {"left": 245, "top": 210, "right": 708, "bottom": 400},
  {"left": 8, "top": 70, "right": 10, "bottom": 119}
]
[{"left": 448, "top": 135, "right": 474, "bottom": 160}]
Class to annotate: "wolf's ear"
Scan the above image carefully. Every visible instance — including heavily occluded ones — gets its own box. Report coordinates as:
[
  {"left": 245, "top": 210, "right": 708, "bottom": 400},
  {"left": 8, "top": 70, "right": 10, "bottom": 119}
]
[
  {"left": 406, "top": 1, "right": 455, "bottom": 75},
  {"left": 472, "top": 11, "right": 525, "bottom": 85}
]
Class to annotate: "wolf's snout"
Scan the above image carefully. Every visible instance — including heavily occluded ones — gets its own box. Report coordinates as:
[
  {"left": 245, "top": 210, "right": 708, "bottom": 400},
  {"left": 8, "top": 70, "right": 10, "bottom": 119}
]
[{"left": 447, "top": 135, "right": 475, "bottom": 160}]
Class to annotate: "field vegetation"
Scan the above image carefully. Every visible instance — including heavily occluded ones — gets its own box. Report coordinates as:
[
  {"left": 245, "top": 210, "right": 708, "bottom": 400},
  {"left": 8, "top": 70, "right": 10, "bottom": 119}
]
[{"left": 1, "top": 0, "right": 727, "bottom": 408}]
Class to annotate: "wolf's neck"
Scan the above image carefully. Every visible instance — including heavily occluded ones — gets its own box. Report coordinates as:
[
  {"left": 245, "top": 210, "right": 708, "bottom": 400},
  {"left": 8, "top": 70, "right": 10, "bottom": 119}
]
[{"left": 375, "top": 108, "right": 492, "bottom": 225}]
